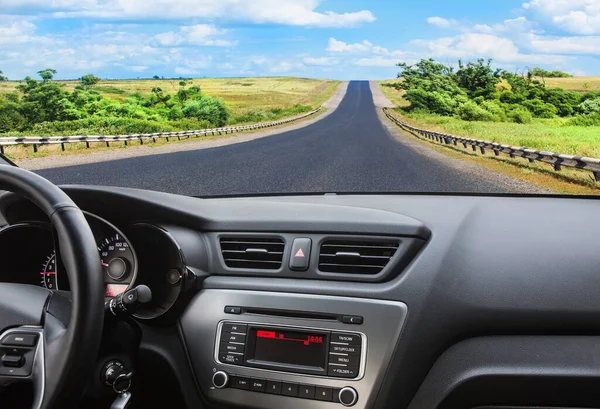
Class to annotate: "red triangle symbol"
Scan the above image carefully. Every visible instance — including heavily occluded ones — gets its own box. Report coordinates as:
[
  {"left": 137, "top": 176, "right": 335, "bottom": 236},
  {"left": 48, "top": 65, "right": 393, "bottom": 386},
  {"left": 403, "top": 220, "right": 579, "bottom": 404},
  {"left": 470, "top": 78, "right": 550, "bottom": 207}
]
[{"left": 294, "top": 248, "right": 305, "bottom": 258}]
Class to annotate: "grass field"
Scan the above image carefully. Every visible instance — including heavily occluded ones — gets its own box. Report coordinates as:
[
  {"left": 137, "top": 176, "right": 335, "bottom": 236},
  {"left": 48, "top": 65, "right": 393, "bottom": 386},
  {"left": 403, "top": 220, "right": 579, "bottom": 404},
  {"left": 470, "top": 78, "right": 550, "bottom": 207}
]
[
  {"left": 0, "top": 77, "right": 340, "bottom": 122},
  {"left": 543, "top": 76, "right": 600, "bottom": 92}
]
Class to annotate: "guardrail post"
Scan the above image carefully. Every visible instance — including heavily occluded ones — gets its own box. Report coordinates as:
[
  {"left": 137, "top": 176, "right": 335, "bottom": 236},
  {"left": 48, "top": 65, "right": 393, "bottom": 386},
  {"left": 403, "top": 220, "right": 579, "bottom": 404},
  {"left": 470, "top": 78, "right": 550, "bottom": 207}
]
[
  {"left": 471, "top": 145, "right": 477, "bottom": 152},
  {"left": 124, "top": 140, "right": 127, "bottom": 146},
  {"left": 165, "top": 137, "right": 169, "bottom": 142},
  {"left": 0, "top": 146, "right": 4, "bottom": 155},
  {"left": 462, "top": 142, "right": 467, "bottom": 148},
  {"left": 106, "top": 141, "right": 110, "bottom": 148},
  {"left": 453, "top": 140, "right": 457, "bottom": 146},
  {"left": 85, "top": 141, "right": 90, "bottom": 149},
  {"left": 33, "top": 144, "right": 37, "bottom": 153},
  {"left": 152, "top": 137, "right": 156, "bottom": 143},
  {"left": 554, "top": 163, "right": 562, "bottom": 171},
  {"left": 479, "top": 146, "right": 485, "bottom": 154},
  {"left": 140, "top": 139, "right": 143, "bottom": 145},
  {"left": 61, "top": 143, "right": 65, "bottom": 151},
  {"left": 594, "top": 171, "right": 600, "bottom": 182},
  {"left": 493, "top": 150, "right": 499, "bottom": 156}
]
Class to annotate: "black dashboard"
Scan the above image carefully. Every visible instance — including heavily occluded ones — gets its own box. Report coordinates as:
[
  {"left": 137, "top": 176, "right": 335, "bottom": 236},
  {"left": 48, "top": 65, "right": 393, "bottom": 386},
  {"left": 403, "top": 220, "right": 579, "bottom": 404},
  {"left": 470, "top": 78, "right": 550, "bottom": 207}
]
[{"left": 1, "top": 185, "right": 599, "bottom": 409}]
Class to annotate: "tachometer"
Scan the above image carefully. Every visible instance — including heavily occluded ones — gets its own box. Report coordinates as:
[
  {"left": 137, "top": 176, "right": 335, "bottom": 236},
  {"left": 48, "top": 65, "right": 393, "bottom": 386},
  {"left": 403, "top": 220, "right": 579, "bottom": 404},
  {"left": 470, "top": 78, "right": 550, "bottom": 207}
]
[
  {"left": 40, "top": 251, "right": 58, "bottom": 289},
  {"left": 99, "top": 233, "right": 134, "bottom": 281}
]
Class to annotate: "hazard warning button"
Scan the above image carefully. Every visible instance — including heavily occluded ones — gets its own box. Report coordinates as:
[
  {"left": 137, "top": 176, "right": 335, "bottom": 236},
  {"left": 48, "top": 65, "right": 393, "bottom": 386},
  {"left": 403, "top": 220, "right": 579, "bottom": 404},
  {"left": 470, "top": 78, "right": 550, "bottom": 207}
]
[{"left": 289, "top": 238, "right": 311, "bottom": 271}]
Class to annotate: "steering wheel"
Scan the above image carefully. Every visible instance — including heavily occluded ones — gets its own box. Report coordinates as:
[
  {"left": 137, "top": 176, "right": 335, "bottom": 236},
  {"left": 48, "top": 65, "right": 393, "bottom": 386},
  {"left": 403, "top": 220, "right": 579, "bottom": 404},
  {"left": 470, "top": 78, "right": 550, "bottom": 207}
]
[{"left": 0, "top": 166, "right": 104, "bottom": 409}]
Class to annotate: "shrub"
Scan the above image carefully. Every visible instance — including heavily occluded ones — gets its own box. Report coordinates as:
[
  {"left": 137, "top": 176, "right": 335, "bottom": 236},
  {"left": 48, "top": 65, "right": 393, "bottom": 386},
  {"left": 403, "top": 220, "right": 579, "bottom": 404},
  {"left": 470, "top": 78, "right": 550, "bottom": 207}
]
[
  {"left": 522, "top": 99, "right": 558, "bottom": 118},
  {"left": 506, "top": 106, "right": 533, "bottom": 124},
  {"left": 0, "top": 99, "right": 26, "bottom": 132},
  {"left": 578, "top": 97, "right": 600, "bottom": 115},
  {"left": 182, "top": 96, "right": 228, "bottom": 127},
  {"left": 480, "top": 100, "right": 507, "bottom": 122},
  {"left": 566, "top": 113, "right": 600, "bottom": 126},
  {"left": 457, "top": 101, "right": 496, "bottom": 121}
]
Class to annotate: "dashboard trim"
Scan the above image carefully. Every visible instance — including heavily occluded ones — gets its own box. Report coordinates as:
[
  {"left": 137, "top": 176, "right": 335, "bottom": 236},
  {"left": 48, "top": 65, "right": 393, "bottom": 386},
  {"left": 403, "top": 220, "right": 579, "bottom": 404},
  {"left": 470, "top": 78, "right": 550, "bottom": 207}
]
[{"left": 213, "top": 319, "right": 368, "bottom": 381}]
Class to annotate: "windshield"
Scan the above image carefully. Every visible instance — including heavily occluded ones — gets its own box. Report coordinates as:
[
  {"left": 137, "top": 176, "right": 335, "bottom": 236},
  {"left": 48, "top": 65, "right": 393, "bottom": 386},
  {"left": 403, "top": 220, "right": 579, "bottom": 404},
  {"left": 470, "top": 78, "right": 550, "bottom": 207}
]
[{"left": 1, "top": 1, "right": 599, "bottom": 197}]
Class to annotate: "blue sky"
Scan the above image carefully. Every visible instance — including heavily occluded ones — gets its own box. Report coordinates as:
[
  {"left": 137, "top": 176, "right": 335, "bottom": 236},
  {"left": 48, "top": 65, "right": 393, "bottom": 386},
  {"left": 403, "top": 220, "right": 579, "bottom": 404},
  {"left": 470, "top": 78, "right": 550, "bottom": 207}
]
[{"left": 1, "top": 0, "right": 599, "bottom": 80}]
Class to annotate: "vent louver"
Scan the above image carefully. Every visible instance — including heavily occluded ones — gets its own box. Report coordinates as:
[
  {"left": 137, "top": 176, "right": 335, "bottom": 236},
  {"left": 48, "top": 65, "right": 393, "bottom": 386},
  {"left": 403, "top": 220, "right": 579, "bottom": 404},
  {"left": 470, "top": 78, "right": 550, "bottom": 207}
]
[
  {"left": 220, "top": 237, "right": 285, "bottom": 270},
  {"left": 319, "top": 239, "right": 399, "bottom": 275}
]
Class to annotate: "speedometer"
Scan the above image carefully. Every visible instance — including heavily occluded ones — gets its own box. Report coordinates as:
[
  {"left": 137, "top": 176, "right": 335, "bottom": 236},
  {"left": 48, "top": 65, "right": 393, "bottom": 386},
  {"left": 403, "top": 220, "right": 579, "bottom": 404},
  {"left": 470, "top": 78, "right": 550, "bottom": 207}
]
[
  {"left": 99, "top": 233, "right": 134, "bottom": 281},
  {"left": 40, "top": 249, "right": 58, "bottom": 289}
]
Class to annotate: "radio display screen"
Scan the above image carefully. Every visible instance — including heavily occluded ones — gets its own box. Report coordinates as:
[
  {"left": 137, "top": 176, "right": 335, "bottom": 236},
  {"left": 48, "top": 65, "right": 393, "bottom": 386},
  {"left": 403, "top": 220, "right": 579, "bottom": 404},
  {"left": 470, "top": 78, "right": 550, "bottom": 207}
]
[{"left": 248, "top": 327, "right": 327, "bottom": 370}]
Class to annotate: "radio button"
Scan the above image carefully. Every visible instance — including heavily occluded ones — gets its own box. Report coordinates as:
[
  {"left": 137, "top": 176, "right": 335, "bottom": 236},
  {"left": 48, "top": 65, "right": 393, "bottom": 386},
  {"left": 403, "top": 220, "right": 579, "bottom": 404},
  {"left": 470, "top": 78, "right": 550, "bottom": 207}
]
[
  {"left": 298, "top": 385, "right": 315, "bottom": 399},
  {"left": 250, "top": 379, "right": 266, "bottom": 392},
  {"left": 218, "top": 352, "right": 243, "bottom": 365},
  {"left": 220, "top": 342, "right": 245, "bottom": 354},
  {"left": 233, "top": 376, "right": 250, "bottom": 390},
  {"left": 282, "top": 382, "right": 299, "bottom": 397},
  {"left": 329, "top": 354, "right": 360, "bottom": 366},
  {"left": 330, "top": 344, "right": 360, "bottom": 355},
  {"left": 222, "top": 323, "right": 247, "bottom": 334},
  {"left": 328, "top": 365, "right": 359, "bottom": 378},
  {"left": 315, "top": 386, "right": 333, "bottom": 401},
  {"left": 266, "top": 380, "right": 282, "bottom": 395},
  {"left": 331, "top": 333, "right": 361, "bottom": 345},
  {"left": 221, "top": 333, "right": 246, "bottom": 344}
]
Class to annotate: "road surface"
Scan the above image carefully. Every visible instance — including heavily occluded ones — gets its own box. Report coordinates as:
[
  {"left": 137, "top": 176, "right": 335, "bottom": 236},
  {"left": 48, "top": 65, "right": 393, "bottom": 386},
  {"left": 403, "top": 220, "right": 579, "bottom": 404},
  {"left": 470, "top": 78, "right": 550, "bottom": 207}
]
[{"left": 36, "top": 81, "right": 540, "bottom": 196}]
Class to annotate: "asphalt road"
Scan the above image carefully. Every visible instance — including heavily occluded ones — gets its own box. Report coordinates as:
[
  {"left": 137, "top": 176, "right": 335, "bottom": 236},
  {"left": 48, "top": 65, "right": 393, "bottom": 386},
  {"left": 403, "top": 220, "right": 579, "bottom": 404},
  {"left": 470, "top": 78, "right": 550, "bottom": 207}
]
[{"left": 36, "top": 81, "right": 536, "bottom": 196}]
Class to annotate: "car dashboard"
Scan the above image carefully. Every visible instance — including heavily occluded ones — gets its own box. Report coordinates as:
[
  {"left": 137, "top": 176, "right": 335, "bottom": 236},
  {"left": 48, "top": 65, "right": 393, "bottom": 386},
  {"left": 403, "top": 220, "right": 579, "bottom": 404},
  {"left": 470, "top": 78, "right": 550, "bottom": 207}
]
[{"left": 1, "top": 186, "right": 599, "bottom": 409}]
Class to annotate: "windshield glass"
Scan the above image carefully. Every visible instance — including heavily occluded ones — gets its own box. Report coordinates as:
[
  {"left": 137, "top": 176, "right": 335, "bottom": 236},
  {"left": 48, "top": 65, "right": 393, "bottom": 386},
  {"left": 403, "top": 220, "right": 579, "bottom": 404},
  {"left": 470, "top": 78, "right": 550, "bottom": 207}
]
[{"left": 1, "top": 1, "right": 599, "bottom": 197}]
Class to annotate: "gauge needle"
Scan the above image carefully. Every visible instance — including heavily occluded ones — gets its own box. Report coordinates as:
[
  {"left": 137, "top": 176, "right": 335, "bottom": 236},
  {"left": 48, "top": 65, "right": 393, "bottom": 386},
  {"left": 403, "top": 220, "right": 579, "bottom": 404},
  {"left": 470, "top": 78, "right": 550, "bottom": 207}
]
[{"left": 101, "top": 261, "right": 109, "bottom": 267}]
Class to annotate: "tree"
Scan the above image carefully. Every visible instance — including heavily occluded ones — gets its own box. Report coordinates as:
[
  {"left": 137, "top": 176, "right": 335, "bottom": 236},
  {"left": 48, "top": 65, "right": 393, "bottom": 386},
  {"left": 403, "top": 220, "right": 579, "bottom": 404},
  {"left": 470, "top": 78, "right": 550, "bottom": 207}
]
[
  {"left": 80, "top": 73, "right": 100, "bottom": 88},
  {"left": 0, "top": 70, "right": 7, "bottom": 82},
  {"left": 37, "top": 68, "right": 57, "bottom": 82},
  {"left": 153, "top": 75, "right": 160, "bottom": 80}
]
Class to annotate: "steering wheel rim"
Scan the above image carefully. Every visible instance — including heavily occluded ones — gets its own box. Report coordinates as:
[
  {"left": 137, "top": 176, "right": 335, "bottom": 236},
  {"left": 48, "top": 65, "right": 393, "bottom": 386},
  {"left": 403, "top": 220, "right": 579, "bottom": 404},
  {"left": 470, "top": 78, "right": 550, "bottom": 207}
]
[{"left": 0, "top": 165, "right": 104, "bottom": 409}]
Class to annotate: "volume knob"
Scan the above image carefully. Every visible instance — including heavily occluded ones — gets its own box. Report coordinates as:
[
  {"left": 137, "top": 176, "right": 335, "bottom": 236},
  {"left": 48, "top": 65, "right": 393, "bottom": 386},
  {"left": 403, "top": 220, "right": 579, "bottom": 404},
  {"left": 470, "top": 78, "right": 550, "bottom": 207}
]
[
  {"left": 338, "top": 387, "right": 358, "bottom": 406},
  {"left": 212, "top": 371, "right": 229, "bottom": 389}
]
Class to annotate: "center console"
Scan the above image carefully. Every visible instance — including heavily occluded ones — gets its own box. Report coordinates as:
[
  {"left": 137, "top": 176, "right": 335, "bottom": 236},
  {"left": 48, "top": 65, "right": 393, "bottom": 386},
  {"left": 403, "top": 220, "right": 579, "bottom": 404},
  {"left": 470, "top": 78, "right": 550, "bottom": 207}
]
[{"left": 179, "top": 289, "right": 407, "bottom": 409}]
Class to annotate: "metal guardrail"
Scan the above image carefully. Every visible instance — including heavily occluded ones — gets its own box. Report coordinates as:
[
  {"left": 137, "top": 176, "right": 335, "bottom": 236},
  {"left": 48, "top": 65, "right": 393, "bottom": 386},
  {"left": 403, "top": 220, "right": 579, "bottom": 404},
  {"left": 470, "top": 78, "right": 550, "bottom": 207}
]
[
  {"left": 383, "top": 107, "right": 600, "bottom": 182},
  {"left": 0, "top": 106, "right": 323, "bottom": 154}
]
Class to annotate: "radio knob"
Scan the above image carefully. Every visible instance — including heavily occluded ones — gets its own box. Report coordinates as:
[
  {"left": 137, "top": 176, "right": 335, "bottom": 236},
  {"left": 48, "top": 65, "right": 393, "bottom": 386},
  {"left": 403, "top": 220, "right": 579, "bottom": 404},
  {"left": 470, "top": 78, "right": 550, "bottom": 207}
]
[
  {"left": 212, "top": 371, "right": 229, "bottom": 389},
  {"left": 338, "top": 387, "right": 358, "bottom": 406}
]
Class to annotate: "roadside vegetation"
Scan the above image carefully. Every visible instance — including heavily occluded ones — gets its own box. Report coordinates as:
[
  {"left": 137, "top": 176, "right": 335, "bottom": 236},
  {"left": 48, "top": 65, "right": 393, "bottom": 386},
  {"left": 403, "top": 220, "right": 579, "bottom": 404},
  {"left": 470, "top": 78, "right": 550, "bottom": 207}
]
[
  {"left": 0, "top": 71, "right": 338, "bottom": 137},
  {"left": 381, "top": 59, "right": 600, "bottom": 158},
  {"left": 380, "top": 58, "right": 600, "bottom": 192}
]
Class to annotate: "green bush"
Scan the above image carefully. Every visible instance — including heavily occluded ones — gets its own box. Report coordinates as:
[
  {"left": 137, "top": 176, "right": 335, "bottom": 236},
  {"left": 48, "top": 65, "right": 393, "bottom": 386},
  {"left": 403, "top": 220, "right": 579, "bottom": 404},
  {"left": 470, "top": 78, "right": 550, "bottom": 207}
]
[
  {"left": 480, "top": 100, "right": 507, "bottom": 122},
  {"left": 522, "top": 99, "right": 558, "bottom": 118},
  {"left": 578, "top": 97, "right": 600, "bottom": 115},
  {"left": 566, "top": 113, "right": 600, "bottom": 126},
  {"left": 506, "top": 106, "right": 533, "bottom": 124},
  {"left": 182, "top": 96, "right": 228, "bottom": 127},
  {"left": 0, "top": 98, "right": 26, "bottom": 132},
  {"left": 457, "top": 101, "right": 496, "bottom": 121}
]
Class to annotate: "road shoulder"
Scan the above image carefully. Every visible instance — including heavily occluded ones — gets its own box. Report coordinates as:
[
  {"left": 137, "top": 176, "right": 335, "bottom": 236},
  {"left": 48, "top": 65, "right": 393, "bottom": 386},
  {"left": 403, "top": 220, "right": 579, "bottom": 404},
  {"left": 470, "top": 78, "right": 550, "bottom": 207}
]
[{"left": 19, "top": 82, "right": 350, "bottom": 171}]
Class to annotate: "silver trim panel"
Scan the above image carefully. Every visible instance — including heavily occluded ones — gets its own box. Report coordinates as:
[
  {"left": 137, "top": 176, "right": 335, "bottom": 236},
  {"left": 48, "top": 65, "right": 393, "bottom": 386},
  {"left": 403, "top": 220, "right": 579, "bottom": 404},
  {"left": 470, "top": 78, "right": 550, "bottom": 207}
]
[
  {"left": 179, "top": 289, "right": 408, "bottom": 409},
  {"left": 214, "top": 320, "right": 368, "bottom": 380}
]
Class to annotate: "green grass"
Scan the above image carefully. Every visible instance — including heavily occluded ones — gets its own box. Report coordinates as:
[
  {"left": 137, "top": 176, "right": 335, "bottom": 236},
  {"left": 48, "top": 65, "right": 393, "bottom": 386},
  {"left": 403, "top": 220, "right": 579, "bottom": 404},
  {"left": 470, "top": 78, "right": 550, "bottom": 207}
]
[{"left": 397, "top": 111, "right": 600, "bottom": 158}]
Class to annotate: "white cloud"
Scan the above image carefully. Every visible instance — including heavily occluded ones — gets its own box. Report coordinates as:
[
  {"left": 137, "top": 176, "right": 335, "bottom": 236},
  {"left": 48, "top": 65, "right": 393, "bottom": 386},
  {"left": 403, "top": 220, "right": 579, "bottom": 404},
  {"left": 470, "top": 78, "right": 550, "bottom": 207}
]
[
  {"left": 522, "top": 0, "right": 600, "bottom": 34},
  {"left": 412, "top": 33, "right": 568, "bottom": 64},
  {"left": 327, "top": 38, "right": 403, "bottom": 56},
  {"left": 130, "top": 65, "right": 149, "bottom": 72},
  {"left": 303, "top": 57, "right": 338, "bottom": 66},
  {"left": 354, "top": 57, "right": 399, "bottom": 67},
  {"left": 152, "top": 24, "right": 236, "bottom": 47},
  {"left": 427, "top": 16, "right": 459, "bottom": 29},
  {"left": 269, "top": 61, "right": 305, "bottom": 73},
  {"left": 3, "top": 0, "right": 375, "bottom": 28},
  {"left": 528, "top": 33, "right": 600, "bottom": 54}
]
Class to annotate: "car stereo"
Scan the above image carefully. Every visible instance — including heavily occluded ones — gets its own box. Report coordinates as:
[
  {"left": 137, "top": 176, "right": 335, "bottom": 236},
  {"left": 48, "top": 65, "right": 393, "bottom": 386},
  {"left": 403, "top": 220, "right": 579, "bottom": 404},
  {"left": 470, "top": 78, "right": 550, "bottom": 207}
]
[{"left": 215, "top": 321, "right": 364, "bottom": 379}]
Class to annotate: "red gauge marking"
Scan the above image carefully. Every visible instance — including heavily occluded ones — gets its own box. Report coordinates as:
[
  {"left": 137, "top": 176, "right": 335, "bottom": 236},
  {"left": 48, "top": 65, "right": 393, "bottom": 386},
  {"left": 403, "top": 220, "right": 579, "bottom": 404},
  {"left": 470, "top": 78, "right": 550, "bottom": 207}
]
[
  {"left": 40, "top": 272, "right": 56, "bottom": 275},
  {"left": 101, "top": 261, "right": 109, "bottom": 267}
]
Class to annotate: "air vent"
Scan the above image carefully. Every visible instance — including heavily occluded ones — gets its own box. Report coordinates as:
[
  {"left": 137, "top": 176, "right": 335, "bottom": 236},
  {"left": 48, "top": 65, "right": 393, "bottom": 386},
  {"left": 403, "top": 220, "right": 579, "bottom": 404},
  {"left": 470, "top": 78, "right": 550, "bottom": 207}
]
[
  {"left": 220, "top": 237, "right": 285, "bottom": 270},
  {"left": 319, "top": 239, "right": 399, "bottom": 275}
]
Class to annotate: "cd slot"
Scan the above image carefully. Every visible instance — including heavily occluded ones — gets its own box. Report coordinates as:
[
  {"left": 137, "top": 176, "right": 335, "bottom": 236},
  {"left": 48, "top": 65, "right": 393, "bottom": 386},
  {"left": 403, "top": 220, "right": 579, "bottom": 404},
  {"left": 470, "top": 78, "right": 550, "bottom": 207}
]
[{"left": 241, "top": 307, "right": 339, "bottom": 321}]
